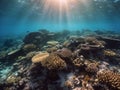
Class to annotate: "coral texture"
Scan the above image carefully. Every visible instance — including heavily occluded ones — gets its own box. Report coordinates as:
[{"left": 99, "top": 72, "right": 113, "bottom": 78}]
[
  {"left": 97, "top": 70, "right": 120, "bottom": 90},
  {"left": 103, "top": 50, "right": 116, "bottom": 57},
  {"left": 32, "top": 52, "right": 49, "bottom": 63},
  {"left": 56, "top": 48, "right": 72, "bottom": 59},
  {"left": 23, "top": 44, "right": 37, "bottom": 52},
  {"left": 85, "top": 62, "right": 98, "bottom": 73},
  {"left": 73, "top": 58, "right": 84, "bottom": 67},
  {"left": 41, "top": 53, "right": 67, "bottom": 70}
]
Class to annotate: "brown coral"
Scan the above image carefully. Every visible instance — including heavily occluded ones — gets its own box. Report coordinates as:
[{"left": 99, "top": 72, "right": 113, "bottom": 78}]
[
  {"left": 85, "top": 62, "right": 98, "bottom": 73},
  {"left": 46, "top": 47, "right": 58, "bottom": 53},
  {"left": 64, "top": 80, "right": 74, "bottom": 88},
  {"left": 32, "top": 52, "right": 49, "bottom": 63},
  {"left": 41, "top": 53, "right": 67, "bottom": 70},
  {"left": 97, "top": 70, "right": 120, "bottom": 90},
  {"left": 56, "top": 48, "right": 72, "bottom": 59},
  {"left": 73, "top": 58, "right": 84, "bottom": 67},
  {"left": 6, "top": 75, "right": 21, "bottom": 84},
  {"left": 85, "top": 37, "right": 105, "bottom": 46}
]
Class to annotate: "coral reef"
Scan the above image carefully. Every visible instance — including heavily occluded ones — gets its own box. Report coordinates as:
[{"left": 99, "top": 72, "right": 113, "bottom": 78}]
[
  {"left": 6, "top": 74, "right": 21, "bottom": 84},
  {"left": 85, "top": 62, "right": 99, "bottom": 74},
  {"left": 32, "top": 52, "right": 49, "bottom": 63},
  {"left": 103, "top": 50, "right": 117, "bottom": 57},
  {"left": 72, "top": 57, "right": 85, "bottom": 67},
  {"left": 0, "top": 30, "right": 120, "bottom": 90},
  {"left": 41, "top": 53, "right": 67, "bottom": 70},
  {"left": 47, "top": 40, "right": 59, "bottom": 46},
  {"left": 23, "top": 30, "right": 57, "bottom": 48},
  {"left": 56, "top": 48, "right": 72, "bottom": 60},
  {"left": 46, "top": 47, "right": 58, "bottom": 53},
  {"left": 97, "top": 70, "right": 120, "bottom": 90},
  {"left": 22, "top": 44, "right": 37, "bottom": 53}
]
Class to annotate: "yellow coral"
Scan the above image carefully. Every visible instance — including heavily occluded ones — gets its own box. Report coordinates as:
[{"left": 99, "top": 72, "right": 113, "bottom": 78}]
[
  {"left": 104, "top": 50, "right": 116, "bottom": 57},
  {"left": 64, "top": 80, "right": 74, "bottom": 88},
  {"left": 47, "top": 40, "right": 59, "bottom": 46},
  {"left": 97, "top": 70, "right": 120, "bottom": 90},
  {"left": 32, "top": 52, "right": 49, "bottom": 63},
  {"left": 6, "top": 75, "right": 21, "bottom": 84},
  {"left": 41, "top": 53, "right": 67, "bottom": 70}
]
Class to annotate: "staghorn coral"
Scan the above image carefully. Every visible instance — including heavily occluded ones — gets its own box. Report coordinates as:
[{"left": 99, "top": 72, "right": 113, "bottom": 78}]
[
  {"left": 97, "top": 70, "right": 120, "bottom": 90},
  {"left": 41, "top": 53, "right": 67, "bottom": 70},
  {"left": 103, "top": 50, "right": 117, "bottom": 57},
  {"left": 32, "top": 52, "right": 49, "bottom": 63}
]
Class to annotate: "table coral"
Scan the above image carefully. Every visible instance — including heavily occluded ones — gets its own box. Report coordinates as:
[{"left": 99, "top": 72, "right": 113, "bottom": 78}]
[{"left": 32, "top": 52, "right": 49, "bottom": 63}]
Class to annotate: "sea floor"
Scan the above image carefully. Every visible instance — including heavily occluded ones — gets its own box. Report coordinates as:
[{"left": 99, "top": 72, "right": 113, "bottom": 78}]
[{"left": 0, "top": 29, "right": 120, "bottom": 90}]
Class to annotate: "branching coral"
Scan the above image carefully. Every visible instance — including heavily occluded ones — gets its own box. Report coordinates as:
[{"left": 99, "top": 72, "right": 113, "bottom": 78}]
[
  {"left": 41, "top": 53, "right": 67, "bottom": 70},
  {"left": 73, "top": 58, "right": 84, "bottom": 67},
  {"left": 97, "top": 70, "right": 120, "bottom": 90}
]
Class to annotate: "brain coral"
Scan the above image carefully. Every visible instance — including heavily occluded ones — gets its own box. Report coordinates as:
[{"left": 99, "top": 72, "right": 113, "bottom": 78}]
[
  {"left": 41, "top": 53, "right": 67, "bottom": 70},
  {"left": 97, "top": 70, "right": 120, "bottom": 90},
  {"left": 56, "top": 48, "right": 72, "bottom": 59}
]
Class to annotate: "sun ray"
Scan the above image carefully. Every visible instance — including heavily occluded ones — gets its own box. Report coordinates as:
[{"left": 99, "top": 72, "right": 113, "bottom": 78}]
[
  {"left": 23, "top": 0, "right": 89, "bottom": 29},
  {"left": 40, "top": 0, "right": 77, "bottom": 25}
]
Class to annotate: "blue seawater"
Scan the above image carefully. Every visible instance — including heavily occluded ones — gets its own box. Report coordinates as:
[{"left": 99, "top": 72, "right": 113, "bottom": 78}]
[{"left": 0, "top": 0, "right": 120, "bottom": 37}]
